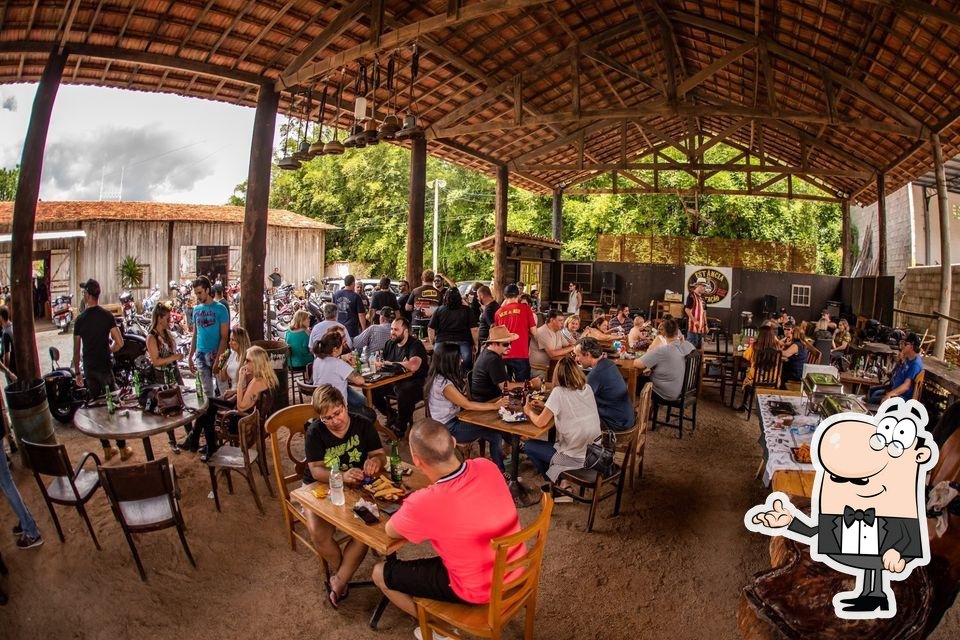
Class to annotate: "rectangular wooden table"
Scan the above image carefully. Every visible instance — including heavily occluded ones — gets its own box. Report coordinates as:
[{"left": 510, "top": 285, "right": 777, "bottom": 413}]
[
  {"left": 290, "top": 464, "right": 428, "bottom": 629},
  {"left": 839, "top": 372, "right": 879, "bottom": 395},
  {"left": 923, "top": 357, "right": 960, "bottom": 399},
  {"left": 459, "top": 408, "right": 553, "bottom": 507},
  {"left": 352, "top": 370, "right": 413, "bottom": 438},
  {"left": 755, "top": 390, "right": 817, "bottom": 499}
]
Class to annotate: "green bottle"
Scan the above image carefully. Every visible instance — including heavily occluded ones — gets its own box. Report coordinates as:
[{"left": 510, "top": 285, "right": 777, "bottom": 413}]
[
  {"left": 105, "top": 388, "right": 116, "bottom": 414},
  {"left": 354, "top": 353, "right": 362, "bottom": 376},
  {"left": 164, "top": 365, "right": 175, "bottom": 385},
  {"left": 195, "top": 375, "right": 204, "bottom": 402},
  {"left": 133, "top": 370, "right": 142, "bottom": 396},
  {"left": 390, "top": 440, "right": 403, "bottom": 484}
]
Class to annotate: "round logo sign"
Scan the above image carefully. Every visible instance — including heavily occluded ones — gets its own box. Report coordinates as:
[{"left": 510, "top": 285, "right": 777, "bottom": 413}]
[{"left": 687, "top": 268, "right": 730, "bottom": 305}]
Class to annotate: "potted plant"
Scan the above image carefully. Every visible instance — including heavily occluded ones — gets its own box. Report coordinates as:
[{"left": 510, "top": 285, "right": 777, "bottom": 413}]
[{"left": 116, "top": 255, "right": 145, "bottom": 290}]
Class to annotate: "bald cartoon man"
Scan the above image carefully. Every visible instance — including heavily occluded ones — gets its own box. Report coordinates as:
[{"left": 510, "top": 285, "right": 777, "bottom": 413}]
[{"left": 746, "top": 398, "right": 939, "bottom": 619}]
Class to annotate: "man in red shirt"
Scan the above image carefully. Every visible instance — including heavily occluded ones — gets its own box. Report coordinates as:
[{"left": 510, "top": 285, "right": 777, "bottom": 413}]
[
  {"left": 372, "top": 419, "right": 523, "bottom": 633},
  {"left": 493, "top": 283, "right": 537, "bottom": 381}
]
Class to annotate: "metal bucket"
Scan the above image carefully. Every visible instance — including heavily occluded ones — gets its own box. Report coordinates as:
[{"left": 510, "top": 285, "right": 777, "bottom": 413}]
[
  {"left": 251, "top": 340, "right": 289, "bottom": 412},
  {"left": 4, "top": 378, "right": 57, "bottom": 469}
]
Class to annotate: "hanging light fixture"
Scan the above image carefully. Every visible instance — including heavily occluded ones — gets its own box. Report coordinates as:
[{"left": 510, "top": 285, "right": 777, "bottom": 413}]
[
  {"left": 309, "top": 83, "right": 329, "bottom": 156},
  {"left": 323, "top": 71, "right": 346, "bottom": 155},
  {"left": 343, "top": 63, "right": 367, "bottom": 148},
  {"left": 363, "top": 58, "right": 381, "bottom": 145},
  {"left": 395, "top": 44, "right": 423, "bottom": 141},
  {"left": 378, "top": 53, "right": 400, "bottom": 141},
  {"left": 292, "top": 91, "right": 312, "bottom": 161},
  {"left": 277, "top": 113, "right": 302, "bottom": 170}
]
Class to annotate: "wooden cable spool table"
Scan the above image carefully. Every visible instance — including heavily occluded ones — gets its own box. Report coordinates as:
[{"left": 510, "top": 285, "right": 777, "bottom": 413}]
[{"left": 73, "top": 390, "right": 208, "bottom": 460}]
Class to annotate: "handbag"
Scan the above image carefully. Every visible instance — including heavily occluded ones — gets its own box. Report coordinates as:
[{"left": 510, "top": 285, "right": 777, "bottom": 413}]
[
  {"left": 583, "top": 430, "right": 617, "bottom": 477},
  {"left": 138, "top": 384, "right": 185, "bottom": 416}
]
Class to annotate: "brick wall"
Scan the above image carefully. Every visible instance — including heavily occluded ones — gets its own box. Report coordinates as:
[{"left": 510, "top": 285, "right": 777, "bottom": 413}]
[
  {"left": 851, "top": 183, "right": 915, "bottom": 280},
  {"left": 898, "top": 265, "right": 960, "bottom": 335}
]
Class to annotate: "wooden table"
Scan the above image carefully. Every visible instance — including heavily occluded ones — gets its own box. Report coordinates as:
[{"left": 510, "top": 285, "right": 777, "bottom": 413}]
[
  {"left": 755, "top": 390, "right": 816, "bottom": 499},
  {"left": 923, "top": 357, "right": 960, "bottom": 399},
  {"left": 613, "top": 355, "right": 643, "bottom": 398},
  {"left": 352, "top": 370, "right": 413, "bottom": 438},
  {"left": 291, "top": 466, "right": 429, "bottom": 629},
  {"left": 839, "top": 372, "right": 879, "bottom": 395},
  {"left": 459, "top": 408, "right": 553, "bottom": 507},
  {"left": 73, "top": 390, "right": 208, "bottom": 460}
]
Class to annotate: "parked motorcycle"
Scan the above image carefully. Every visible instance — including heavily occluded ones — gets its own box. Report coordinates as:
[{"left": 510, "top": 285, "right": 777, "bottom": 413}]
[
  {"left": 52, "top": 294, "right": 74, "bottom": 333},
  {"left": 141, "top": 285, "right": 161, "bottom": 315},
  {"left": 119, "top": 290, "right": 136, "bottom": 324}
]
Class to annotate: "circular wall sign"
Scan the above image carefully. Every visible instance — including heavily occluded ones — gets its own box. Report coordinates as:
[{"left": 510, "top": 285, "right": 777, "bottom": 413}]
[{"left": 687, "top": 268, "right": 730, "bottom": 305}]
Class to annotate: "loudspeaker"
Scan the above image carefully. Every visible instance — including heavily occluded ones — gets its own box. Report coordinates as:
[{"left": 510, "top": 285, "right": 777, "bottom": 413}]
[
  {"left": 601, "top": 271, "right": 616, "bottom": 291},
  {"left": 760, "top": 294, "right": 778, "bottom": 317}
]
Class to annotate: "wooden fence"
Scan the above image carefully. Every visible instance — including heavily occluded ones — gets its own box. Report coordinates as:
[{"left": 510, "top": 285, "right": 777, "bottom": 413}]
[{"left": 595, "top": 234, "right": 818, "bottom": 273}]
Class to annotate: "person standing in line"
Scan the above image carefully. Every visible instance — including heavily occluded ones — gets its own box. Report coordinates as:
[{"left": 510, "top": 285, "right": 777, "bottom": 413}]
[
  {"left": 332, "top": 274, "right": 367, "bottom": 339},
  {"left": 684, "top": 278, "right": 708, "bottom": 348},
  {"left": 494, "top": 283, "right": 537, "bottom": 382},
  {"left": 188, "top": 276, "right": 230, "bottom": 400},
  {"left": 72, "top": 279, "right": 130, "bottom": 460}
]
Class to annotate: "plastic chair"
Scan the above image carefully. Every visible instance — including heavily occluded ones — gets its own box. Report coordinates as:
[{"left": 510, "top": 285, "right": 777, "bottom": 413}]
[
  {"left": 415, "top": 493, "right": 554, "bottom": 640},
  {"left": 206, "top": 409, "right": 273, "bottom": 514},
  {"left": 20, "top": 440, "right": 101, "bottom": 549}
]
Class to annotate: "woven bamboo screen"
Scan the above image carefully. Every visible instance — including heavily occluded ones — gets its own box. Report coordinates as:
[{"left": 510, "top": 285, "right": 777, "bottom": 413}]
[{"left": 597, "top": 234, "right": 818, "bottom": 273}]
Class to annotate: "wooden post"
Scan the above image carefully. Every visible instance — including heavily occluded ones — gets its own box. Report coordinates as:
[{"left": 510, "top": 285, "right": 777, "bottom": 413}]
[
  {"left": 921, "top": 186, "right": 932, "bottom": 266},
  {"left": 876, "top": 172, "right": 887, "bottom": 275},
  {"left": 551, "top": 188, "right": 563, "bottom": 242},
  {"left": 932, "top": 132, "right": 952, "bottom": 360},
  {"left": 841, "top": 199, "right": 851, "bottom": 276},
  {"left": 493, "top": 164, "right": 509, "bottom": 299},
  {"left": 10, "top": 48, "right": 67, "bottom": 380},
  {"left": 240, "top": 81, "right": 279, "bottom": 341},
  {"left": 405, "top": 136, "right": 427, "bottom": 288}
]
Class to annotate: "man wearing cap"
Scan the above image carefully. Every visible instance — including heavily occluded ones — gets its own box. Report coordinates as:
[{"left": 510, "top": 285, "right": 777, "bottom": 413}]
[
  {"left": 354, "top": 306, "right": 396, "bottom": 354},
  {"left": 72, "top": 279, "right": 131, "bottom": 460},
  {"left": 471, "top": 325, "right": 542, "bottom": 403},
  {"left": 372, "top": 317, "right": 429, "bottom": 437},
  {"left": 685, "top": 278, "right": 709, "bottom": 348},
  {"left": 494, "top": 283, "right": 538, "bottom": 382},
  {"left": 868, "top": 334, "right": 924, "bottom": 404}
]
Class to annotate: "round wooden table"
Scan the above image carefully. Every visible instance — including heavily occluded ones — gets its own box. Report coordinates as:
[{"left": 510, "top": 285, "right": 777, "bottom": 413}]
[{"left": 73, "top": 390, "right": 208, "bottom": 460}]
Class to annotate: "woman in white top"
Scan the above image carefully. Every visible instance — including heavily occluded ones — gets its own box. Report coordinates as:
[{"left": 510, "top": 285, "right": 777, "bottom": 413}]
[
  {"left": 567, "top": 282, "right": 582, "bottom": 315},
  {"left": 561, "top": 314, "right": 581, "bottom": 345},
  {"left": 523, "top": 357, "right": 601, "bottom": 485},
  {"left": 311, "top": 332, "right": 366, "bottom": 410},
  {"left": 215, "top": 326, "right": 251, "bottom": 397},
  {"left": 424, "top": 343, "right": 507, "bottom": 470}
]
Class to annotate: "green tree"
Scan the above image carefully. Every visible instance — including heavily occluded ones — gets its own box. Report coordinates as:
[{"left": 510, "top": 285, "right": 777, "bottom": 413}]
[{"left": 0, "top": 166, "right": 19, "bottom": 200}]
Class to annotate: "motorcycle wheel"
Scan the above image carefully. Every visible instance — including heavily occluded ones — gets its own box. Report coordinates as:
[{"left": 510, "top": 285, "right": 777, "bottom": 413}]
[{"left": 50, "top": 401, "right": 79, "bottom": 424}]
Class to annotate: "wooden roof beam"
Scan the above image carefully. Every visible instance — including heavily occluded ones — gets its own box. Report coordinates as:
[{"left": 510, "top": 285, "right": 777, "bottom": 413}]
[
  {"left": 562, "top": 186, "right": 840, "bottom": 203},
  {"left": 516, "top": 161, "right": 871, "bottom": 179},
  {"left": 859, "top": 0, "right": 960, "bottom": 31},
  {"left": 279, "top": 0, "right": 556, "bottom": 89},
  {"left": 280, "top": 0, "right": 369, "bottom": 82},
  {"left": 677, "top": 41, "right": 754, "bottom": 96}
]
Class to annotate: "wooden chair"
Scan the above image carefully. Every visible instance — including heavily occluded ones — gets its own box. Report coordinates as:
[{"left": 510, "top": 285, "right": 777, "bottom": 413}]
[
  {"left": 206, "top": 409, "right": 273, "bottom": 514},
  {"left": 265, "top": 404, "right": 319, "bottom": 556},
  {"left": 555, "top": 424, "right": 639, "bottom": 532},
  {"left": 742, "top": 357, "right": 783, "bottom": 421},
  {"left": 629, "top": 382, "right": 654, "bottom": 488},
  {"left": 214, "top": 389, "right": 274, "bottom": 477},
  {"left": 98, "top": 457, "right": 195, "bottom": 581},
  {"left": 20, "top": 440, "right": 102, "bottom": 549},
  {"left": 651, "top": 348, "right": 703, "bottom": 438},
  {"left": 415, "top": 493, "right": 554, "bottom": 640},
  {"left": 295, "top": 362, "right": 314, "bottom": 404},
  {"left": 912, "top": 370, "right": 926, "bottom": 401},
  {"left": 805, "top": 346, "right": 822, "bottom": 366}
]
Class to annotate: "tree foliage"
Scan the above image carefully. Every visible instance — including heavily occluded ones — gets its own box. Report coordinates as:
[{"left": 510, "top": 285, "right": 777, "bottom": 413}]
[
  {"left": 234, "top": 137, "right": 841, "bottom": 279},
  {"left": 0, "top": 165, "right": 19, "bottom": 200}
]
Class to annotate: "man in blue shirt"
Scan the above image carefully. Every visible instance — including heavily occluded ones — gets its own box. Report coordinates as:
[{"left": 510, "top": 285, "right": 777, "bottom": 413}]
[
  {"left": 575, "top": 337, "right": 636, "bottom": 431},
  {"left": 868, "top": 333, "right": 923, "bottom": 404},
  {"left": 188, "top": 276, "right": 230, "bottom": 399},
  {"left": 332, "top": 274, "right": 367, "bottom": 338}
]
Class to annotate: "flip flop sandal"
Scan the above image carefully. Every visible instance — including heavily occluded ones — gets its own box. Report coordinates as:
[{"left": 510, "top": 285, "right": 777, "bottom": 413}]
[{"left": 327, "top": 580, "right": 349, "bottom": 609}]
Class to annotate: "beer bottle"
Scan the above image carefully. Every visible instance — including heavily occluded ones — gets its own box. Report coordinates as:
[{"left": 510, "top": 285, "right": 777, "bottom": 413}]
[{"left": 390, "top": 441, "right": 404, "bottom": 484}]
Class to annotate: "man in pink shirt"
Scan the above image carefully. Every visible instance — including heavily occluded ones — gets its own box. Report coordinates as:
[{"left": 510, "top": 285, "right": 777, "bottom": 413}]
[
  {"left": 494, "top": 283, "right": 537, "bottom": 381},
  {"left": 372, "top": 419, "right": 523, "bottom": 636}
]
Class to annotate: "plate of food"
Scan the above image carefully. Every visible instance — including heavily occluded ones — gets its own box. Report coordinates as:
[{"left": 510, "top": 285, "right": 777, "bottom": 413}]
[
  {"left": 498, "top": 407, "right": 528, "bottom": 423},
  {"left": 362, "top": 475, "right": 409, "bottom": 502},
  {"left": 790, "top": 443, "right": 813, "bottom": 465}
]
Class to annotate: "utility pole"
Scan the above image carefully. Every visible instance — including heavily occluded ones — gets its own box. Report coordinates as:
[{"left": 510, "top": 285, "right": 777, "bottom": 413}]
[{"left": 429, "top": 179, "right": 446, "bottom": 273}]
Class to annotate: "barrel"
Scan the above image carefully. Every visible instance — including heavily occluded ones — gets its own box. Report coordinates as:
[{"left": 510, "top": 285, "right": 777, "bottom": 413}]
[
  {"left": 252, "top": 339, "right": 289, "bottom": 412},
  {"left": 4, "top": 378, "right": 57, "bottom": 469}
]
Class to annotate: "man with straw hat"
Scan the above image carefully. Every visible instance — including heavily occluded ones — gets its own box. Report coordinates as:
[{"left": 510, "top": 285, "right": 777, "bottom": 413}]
[{"left": 470, "top": 325, "right": 542, "bottom": 403}]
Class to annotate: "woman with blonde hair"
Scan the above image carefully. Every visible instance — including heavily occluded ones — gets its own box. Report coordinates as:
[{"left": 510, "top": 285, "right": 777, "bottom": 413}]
[
  {"left": 285, "top": 309, "right": 313, "bottom": 370},
  {"left": 181, "top": 345, "right": 278, "bottom": 461},
  {"left": 561, "top": 314, "right": 582, "bottom": 345},
  {"left": 216, "top": 326, "right": 251, "bottom": 396},
  {"left": 522, "top": 356, "right": 601, "bottom": 488},
  {"left": 831, "top": 318, "right": 852, "bottom": 369}
]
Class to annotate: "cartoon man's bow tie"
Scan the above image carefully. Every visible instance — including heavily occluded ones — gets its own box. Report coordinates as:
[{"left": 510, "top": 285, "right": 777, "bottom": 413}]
[{"left": 843, "top": 506, "right": 876, "bottom": 527}]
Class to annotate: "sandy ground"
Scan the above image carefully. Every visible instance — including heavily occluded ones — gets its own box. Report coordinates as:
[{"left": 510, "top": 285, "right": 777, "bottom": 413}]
[{"left": 1, "top": 327, "right": 959, "bottom": 639}]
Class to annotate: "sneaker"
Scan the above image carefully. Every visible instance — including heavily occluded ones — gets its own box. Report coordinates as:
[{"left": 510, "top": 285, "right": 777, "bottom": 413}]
[
  {"left": 103, "top": 446, "right": 120, "bottom": 461},
  {"left": 413, "top": 627, "right": 458, "bottom": 640},
  {"left": 119, "top": 446, "right": 135, "bottom": 461},
  {"left": 16, "top": 533, "right": 43, "bottom": 550}
]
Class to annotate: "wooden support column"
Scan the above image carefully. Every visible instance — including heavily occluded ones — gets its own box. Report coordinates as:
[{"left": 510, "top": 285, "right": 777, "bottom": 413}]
[
  {"left": 876, "top": 172, "right": 887, "bottom": 275},
  {"left": 405, "top": 136, "right": 427, "bottom": 288},
  {"left": 921, "top": 186, "right": 932, "bottom": 265},
  {"left": 931, "top": 132, "right": 953, "bottom": 360},
  {"left": 551, "top": 188, "right": 563, "bottom": 242},
  {"left": 493, "top": 165, "right": 509, "bottom": 299},
  {"left": 10, "top": 48, "right": 67, "bottom": 380},
  {"left": 841, "top": 199, "right": 852, "bottom": 276},
  {"left": 240, "top": 81, "right": 279, "bottom": 342}
]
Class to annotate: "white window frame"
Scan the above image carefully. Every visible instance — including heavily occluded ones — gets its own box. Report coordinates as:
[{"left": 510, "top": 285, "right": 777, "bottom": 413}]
[{"left": 791, "top": 284, "right": 812, "bottom": 307}]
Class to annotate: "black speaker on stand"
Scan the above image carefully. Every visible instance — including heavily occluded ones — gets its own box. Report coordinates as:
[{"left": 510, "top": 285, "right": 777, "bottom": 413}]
[
  {"left": 600, "top": 271, "right": 617, "bottom": 306},
  {"left": 760, "top": 294, "right": 778, "bottom": 319}
]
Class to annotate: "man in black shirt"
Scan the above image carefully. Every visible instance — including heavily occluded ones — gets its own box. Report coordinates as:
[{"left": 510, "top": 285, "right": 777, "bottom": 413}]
[
  {"left": 369, "top": 277, "right": 399, "bottom": 325},
  {"left": 303, "top": 384, "right": 386, "bottom": 606},
  {"left": 372, "top": 317, "right": 428, "bottom": 437},
  {"left": 72, "top": 279, "right": 129, "bottom": 460},
  {"left": 406, "top": 269, "right": 440, "bottom": 338},
  {"left": 268, "top": 267, "right": 283, "bottom": 290},
  {"left": 470, "top": 325, "right": 541, "bottom": 402},
  {"left": 332, "top": 274, "right": 367, "bottom": 338},
  {"left": 476, "top": 285, "right": 499, "bottom": 345},
  {"left": 395, "top": 280, "right": 411, "bottom": 320}
]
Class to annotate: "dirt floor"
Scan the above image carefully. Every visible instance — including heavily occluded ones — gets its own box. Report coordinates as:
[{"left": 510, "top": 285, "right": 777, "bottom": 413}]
[{"left": 1, "top": 327, "right": 959, "bottom": 639}]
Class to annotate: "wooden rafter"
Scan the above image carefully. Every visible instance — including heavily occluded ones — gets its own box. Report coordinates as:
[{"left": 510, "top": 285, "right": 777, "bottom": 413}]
[
  {"left": 280, "top": 0, "right": 368, "bottom": 82},
  {"left": 517, "top": 161, "right": 870, "bottom": 179},
  {"left": 563, "top": 186, "right": 840, "bottom": 203},
  {"left": 859, "top": 0, "right": 960, "bottom": 31},
  {"left": 677, "top": 41, "right": 754, "bottom": 96}
]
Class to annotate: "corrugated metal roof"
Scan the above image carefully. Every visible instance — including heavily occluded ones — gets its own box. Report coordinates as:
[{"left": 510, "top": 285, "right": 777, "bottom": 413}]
[{"left": 913, "top": 155, "right": 960, "bottom": 196}]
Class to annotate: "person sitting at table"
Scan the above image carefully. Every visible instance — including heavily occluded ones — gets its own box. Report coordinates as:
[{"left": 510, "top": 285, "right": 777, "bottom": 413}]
[
  {"left": 284, "top": 310, "right": 313, "bottom": 373},
  {"left": 425, "top": 343, "right": 508, "bottom": 472},
  {"left": 311, "top": 332, "right": 366, "bottom": 411},
  {"left": 645, "top": 315, "right": 680, "bottom": 353},
  {"left": 867, "top": 332, "right": 924, "bottom": 404},
  {"left": 303, "top": 384, "right": 386, "bottom": 609},
  {"left": 628, "top": 315, "right": 649, "bottom": 350},
  {"left": 180, "top": 345, "right": 277, "bottom": 461},
  {"left": 529, "top": 310, "right": 576, "bottom": 379},
  {"left": 353, "top": 306, "right": 395, "bottom": 355},
  {"left": 830, "top": 319, "right": 852, "bottom": 369},
  {"left": 632, "top": 317, "right": 695, "bottom": 402},
  {"left": 742, "top": 325, "right": 781, "bottom": 388},
  {"left": 780, "top": 326, "right": 809, "bottom": 385},
  {"left": 372, "top": 419, "right": 522, "bottom": 634},
  {"left": 522, "top": 357, "right": 602, "bottom": 494},
  {"left": 470, "top": 325, "right": 542, "bottom": 403},
  {"left": 309, "top": 303, "right": 352, "bottom": 351},
  {"left": 608, "top": 304, "right": 631, "bottom": 334},
  {"left": 575, "top": 337, "right": 635, "bottom": 432},
  {"left": 215, "top": 326, "right": 251, "bottom": 396},
  {"left": 582, "top": 316, "right": 611, "bottom": 340},
  {"left": 371, "top": 316, "right": 429, "bottom": 438},
  {"left": 592, "top": 305, "right": 607, "bottom": 323},
  {"left": 561, "top": 313, "right": 581, "bottom": 345},
  {"left": 428, "top": 288, "right": 478, "bottom": 371}
]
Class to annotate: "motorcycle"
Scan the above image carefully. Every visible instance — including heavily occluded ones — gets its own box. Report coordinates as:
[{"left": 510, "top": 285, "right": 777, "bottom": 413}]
[
  {"left": 141, "top": 285, "right": 161, "bottom": 315},
  {"left": 119, "top": 290, "right": 136, "bottom": 324},
  {"left": 52, "top": 294, "right": 74, "bottom": 333}
]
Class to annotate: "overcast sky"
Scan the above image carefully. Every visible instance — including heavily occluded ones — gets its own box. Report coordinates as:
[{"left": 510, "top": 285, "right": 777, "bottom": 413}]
[{"left": 0, "top": 84, "right": 281, "bottom": 204}]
